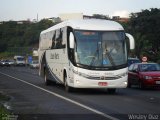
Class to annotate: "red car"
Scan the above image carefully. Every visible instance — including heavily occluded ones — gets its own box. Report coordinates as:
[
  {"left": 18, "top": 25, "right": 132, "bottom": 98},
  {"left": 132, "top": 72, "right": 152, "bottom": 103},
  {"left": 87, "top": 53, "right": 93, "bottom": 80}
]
[{"left": 128, "top": 63, "right": 160, "bottom": 89}]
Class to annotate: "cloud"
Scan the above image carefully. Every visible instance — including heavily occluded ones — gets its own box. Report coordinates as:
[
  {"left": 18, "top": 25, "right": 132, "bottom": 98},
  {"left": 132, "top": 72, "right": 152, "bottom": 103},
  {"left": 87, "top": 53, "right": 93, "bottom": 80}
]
[{"left": 112, "top": 10, "right": 129, "bottom": 18}]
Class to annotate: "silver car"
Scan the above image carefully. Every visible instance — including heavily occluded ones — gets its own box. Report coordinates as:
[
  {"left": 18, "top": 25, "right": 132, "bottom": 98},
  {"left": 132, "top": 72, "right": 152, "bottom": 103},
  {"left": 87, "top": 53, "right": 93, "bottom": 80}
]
[{"left": 30, "top": 60, "right": 39, "bottom": 69}]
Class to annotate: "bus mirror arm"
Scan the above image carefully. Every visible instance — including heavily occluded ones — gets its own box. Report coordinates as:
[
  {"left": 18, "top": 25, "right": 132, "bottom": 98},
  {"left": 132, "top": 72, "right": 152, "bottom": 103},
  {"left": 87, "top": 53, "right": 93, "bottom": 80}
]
[
  {"left": 126, "top": 33, "right": 135, "bottom": 50},
  {"left": 69, "top": 33, "right": 75, "bottom": 49}
]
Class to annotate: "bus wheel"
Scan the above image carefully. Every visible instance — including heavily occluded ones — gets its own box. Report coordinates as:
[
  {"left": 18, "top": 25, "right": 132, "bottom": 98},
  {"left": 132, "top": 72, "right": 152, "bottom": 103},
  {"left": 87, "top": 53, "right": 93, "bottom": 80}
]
[
  {"left": 64, "top": 75, "right": 72, "bottom": 92},
  {"left": 44, "top": 68, "right": 51, "bottom": 86},
  {"left": 107, "top": 88, "right": 116, "bottom": 94}
]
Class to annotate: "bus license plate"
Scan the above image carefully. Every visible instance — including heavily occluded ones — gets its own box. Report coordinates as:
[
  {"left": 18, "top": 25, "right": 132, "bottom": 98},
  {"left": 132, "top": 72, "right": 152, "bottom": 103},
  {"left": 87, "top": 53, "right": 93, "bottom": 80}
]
[
  {"left": 98, "top": 82, "right": 107, "bottom": 86},
  {"left": 156, "top": 81, "right": 160, "bottom": 84}
]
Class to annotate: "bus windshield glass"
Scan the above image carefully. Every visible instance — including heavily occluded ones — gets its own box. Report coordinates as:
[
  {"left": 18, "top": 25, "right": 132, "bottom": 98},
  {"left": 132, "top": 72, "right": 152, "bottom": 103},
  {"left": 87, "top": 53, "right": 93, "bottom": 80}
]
[
  {"left": 74, "top": 30, "right": 127, "bottom": 68},
  {"left": 17, "top": 57, "right": 24, "bottom": 61}
]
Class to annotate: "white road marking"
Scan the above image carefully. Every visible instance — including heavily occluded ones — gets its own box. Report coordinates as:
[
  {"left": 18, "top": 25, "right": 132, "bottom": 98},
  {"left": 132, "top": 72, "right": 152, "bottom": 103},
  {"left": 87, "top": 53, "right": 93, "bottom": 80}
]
[{"left": 0, "top": 71, "right": 119, "bottom": 120}]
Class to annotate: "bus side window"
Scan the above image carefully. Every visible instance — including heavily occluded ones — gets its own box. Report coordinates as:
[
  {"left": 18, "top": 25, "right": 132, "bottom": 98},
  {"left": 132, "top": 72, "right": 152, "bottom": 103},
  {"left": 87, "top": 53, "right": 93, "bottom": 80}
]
[
  {"left": 51, "top": 31, "right": 56, "bottom": 49},
  {"left": 55, "top": 29, "right": 62, "bottom": 49},
  {"left": 61, "top": 28, "right": 66, "bottom": 48},
  {"left": 51, "top": 28, "right": 66, "bottom": 49}
]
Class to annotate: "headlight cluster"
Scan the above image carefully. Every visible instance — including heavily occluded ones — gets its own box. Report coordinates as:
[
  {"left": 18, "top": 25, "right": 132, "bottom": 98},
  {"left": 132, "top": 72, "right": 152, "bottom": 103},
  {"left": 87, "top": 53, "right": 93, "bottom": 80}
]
[{"left": 143, "top": 76, "right": 152, "bottom": 80}]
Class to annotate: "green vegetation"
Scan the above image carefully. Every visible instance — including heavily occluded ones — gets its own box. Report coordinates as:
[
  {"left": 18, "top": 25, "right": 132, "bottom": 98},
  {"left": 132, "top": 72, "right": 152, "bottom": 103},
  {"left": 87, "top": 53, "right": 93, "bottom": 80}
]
[
  {"left": 0, "top": 105, "right": 10, "bottom": 115},
  {"left": 0, "top": 93, "right": 11, "bottom": 117},
  {"left": 0, "top": 8, "right": 160, "bottom": 62},
  {"left": 0, "top": 19, "right": 56, "bottom": 58},
  {"left": 123, "top": 8, "right": 160, "bottom": 62}
]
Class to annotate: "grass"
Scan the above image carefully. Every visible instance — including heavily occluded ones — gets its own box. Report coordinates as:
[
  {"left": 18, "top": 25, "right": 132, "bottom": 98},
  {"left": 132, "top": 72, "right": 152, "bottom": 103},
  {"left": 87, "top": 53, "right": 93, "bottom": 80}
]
[
  {"left": 0, "top": 93, "right": 11, "bottom": 118},
  {"left": 0, "top": 105, "right": 10, "bottom": 115}
]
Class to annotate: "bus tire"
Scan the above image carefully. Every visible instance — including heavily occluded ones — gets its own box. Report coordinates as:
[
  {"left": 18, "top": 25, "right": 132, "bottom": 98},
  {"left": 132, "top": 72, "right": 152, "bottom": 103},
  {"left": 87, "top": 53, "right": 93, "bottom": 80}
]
[
  {"left": 107, "top": 88, "right": 116, "bottom": 94},
  {"left": 64, "top": 74, "right": 73, "bottom": 92},
  {"left": 44, "top": 68, "right": 51, "bottom": 86}
]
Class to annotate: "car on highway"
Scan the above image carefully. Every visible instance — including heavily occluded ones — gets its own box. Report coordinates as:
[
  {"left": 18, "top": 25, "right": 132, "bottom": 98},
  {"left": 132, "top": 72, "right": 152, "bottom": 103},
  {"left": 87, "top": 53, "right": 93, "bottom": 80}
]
[
  {"left": 128, "top": 63, "right": 160, "bottom": 89},
  {"left": 0, "top": 60, "right": 15, "bottom": 66},
  {"left": 30, "top": 60, "right": 39, "bottom": 69},
  {"left": 0, "top": 60, "right": 3, "bottom": 66},
  {"left": 0, "top": 60, "right": 6, "bottom": 66},
  {"left": 6, "top": 60, "right": 15, "bottom": 66},
  {"left": 128, "top": 58, "right": 141, "bottom": 67}
]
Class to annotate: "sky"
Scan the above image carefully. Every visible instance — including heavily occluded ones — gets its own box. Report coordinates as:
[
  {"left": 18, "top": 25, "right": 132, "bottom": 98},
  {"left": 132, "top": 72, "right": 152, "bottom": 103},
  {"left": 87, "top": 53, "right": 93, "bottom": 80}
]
[{"left": 0, "top": 0, "right": 160, "bottom": 21}]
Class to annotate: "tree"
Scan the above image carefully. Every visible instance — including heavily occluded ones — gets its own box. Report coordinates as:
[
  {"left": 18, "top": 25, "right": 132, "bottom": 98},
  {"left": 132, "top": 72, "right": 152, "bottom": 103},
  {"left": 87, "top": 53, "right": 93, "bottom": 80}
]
[
  {"left": 128, "top": 8, "right": 160, "bottom": 62},
  {"left": 0, "top": 19, "right": 56, "bottom": 54}
]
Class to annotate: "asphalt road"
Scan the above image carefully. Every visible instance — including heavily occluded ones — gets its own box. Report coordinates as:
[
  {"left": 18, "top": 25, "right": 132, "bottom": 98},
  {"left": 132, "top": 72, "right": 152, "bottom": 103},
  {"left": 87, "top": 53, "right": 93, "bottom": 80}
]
[{"left": 0, "top": 66, "right": 160, "bottom": 120}]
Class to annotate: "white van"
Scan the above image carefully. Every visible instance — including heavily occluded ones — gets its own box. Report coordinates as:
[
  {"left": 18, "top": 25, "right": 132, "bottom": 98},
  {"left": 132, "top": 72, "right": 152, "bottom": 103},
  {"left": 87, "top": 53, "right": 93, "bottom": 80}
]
[{"left": 14, "top": 56, "right": 25, "bottom": 66}]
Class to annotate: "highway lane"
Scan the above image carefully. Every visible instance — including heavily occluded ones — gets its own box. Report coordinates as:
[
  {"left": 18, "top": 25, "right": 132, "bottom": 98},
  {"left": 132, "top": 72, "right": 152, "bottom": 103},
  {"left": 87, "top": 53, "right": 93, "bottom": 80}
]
[{"left": 0, "top": 67, "right": 160, "bottom": 120}]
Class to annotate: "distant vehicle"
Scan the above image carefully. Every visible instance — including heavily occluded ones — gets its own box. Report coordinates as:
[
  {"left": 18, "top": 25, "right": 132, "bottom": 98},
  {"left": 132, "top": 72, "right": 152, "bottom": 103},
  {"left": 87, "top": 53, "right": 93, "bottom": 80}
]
[
  {"left": 5, "top": 60, "right": 15, "bottom": 66},
  {"left": 30, "top": 60, "right": 39, "bottom": 69},
  {"left": 128, "top": 63, "right": 160, "bottom": 89},
  {"left": 128, "top": 58, "right": 141, "bottom": 67},
  {"left": 39, "top": 19, "right": 135, "bottom": 93},
  {"left": 14, "top": 56, "right": 25, "bottom": 66},
  {"left": 0, "top": 60, "right": 2, "bottom": 66},
  {"left": 0, "top": 60, "right": 6, "bottom": 66},
  {"left": 0, "top": 60, "right": 14, "bottom": 66}
]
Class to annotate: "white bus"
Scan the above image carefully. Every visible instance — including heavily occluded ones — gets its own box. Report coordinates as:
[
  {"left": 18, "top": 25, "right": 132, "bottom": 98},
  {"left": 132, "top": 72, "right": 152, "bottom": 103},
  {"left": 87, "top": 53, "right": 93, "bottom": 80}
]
[
  {"left": 38, "top": 19, "right": 135, "bottom": 93},
  {"left": 14, "top": 55, "right": 25, "bottom": 66}
]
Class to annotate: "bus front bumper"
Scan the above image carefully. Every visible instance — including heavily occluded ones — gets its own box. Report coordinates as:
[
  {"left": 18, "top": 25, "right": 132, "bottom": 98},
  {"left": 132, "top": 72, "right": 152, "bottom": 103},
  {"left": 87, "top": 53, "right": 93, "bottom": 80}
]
[{"left": 70, "top": 74, "right": 128, "bottom": 89}]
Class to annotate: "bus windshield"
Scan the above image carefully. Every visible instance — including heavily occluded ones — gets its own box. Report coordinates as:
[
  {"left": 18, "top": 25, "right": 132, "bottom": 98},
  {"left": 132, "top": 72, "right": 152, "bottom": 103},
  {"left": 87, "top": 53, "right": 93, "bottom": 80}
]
[
  {"left": 74, "top": 30, "right": 127, "bottom": 69},
  {"left": 17, "top": 57, "right": 24, "bottom": 61}
]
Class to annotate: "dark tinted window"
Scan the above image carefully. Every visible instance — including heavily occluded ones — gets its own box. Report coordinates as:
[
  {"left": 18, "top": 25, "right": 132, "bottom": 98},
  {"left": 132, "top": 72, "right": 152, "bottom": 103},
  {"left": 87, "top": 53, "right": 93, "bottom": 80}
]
[
  {"left": 129, "top": 64, "right": 134, "bottom": 71},
  {"left": 128, "top": 58, "right": 141, "bottom": 66},
  {"left": 51, "top": 28, "right": 66, "bottom": 49},
  {"left": 139, "top": 64, "right": 160, "bottom": 72}
]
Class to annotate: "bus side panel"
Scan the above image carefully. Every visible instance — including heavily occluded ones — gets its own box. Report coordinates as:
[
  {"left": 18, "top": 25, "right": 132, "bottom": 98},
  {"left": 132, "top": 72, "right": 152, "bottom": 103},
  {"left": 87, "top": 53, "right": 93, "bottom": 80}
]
[
  {"left": 39, "top": 27, "right": 69, "bottom": 84},
  {"left": 45, "top": 48, "right": 68, "bottom": 83},
  {"left": 38, "top": 49, "right": 45, "bottom": 77}
]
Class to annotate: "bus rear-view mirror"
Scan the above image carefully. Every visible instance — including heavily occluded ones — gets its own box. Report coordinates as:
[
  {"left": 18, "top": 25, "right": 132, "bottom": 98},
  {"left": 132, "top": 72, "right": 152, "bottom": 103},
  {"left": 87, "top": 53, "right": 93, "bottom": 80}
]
[
  {"left": 69, "top": 32, "right": 74, "bottom": 49},
  {"left": 126, "top": 33, "right": 135, "bottom": 50}
]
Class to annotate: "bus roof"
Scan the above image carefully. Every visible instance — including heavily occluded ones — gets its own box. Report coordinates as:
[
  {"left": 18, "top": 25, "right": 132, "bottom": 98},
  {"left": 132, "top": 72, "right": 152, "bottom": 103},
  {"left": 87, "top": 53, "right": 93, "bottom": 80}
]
[{"left": 41, "top": 19, "right": 124, "bottom": 34}]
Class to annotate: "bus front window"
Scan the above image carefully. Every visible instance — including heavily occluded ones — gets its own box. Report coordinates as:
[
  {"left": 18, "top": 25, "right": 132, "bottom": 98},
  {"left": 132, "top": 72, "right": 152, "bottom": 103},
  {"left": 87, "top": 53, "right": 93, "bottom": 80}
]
[
  {"left": 17, "top": 58, "right": 24, "bottom": 61},
  {"left": 74, "top": 30, "right": 127, "bottom": 69},
  {"left": 102, "top": 32, "right": 127, "bottom": 67}
]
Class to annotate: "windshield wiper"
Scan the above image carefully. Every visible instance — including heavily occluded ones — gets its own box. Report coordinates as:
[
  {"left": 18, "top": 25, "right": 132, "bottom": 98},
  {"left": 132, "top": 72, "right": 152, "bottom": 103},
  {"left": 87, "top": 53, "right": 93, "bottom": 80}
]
[
  {"left": 89, "top": 50, "right": 99, "bottom": 67},
  {"left": 89, "top": 42, "right": 101, "bottom": 67}
]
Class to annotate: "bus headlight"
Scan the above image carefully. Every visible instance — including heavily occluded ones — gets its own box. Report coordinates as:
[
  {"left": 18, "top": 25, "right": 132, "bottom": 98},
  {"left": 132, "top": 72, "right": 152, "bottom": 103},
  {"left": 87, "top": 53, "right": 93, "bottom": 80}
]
[
  {"left": 76, "top": 80, "right": 80, "bottom": 84},
  {"left": 124, "top": 81, "right": 128, "bottom": 85}
]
